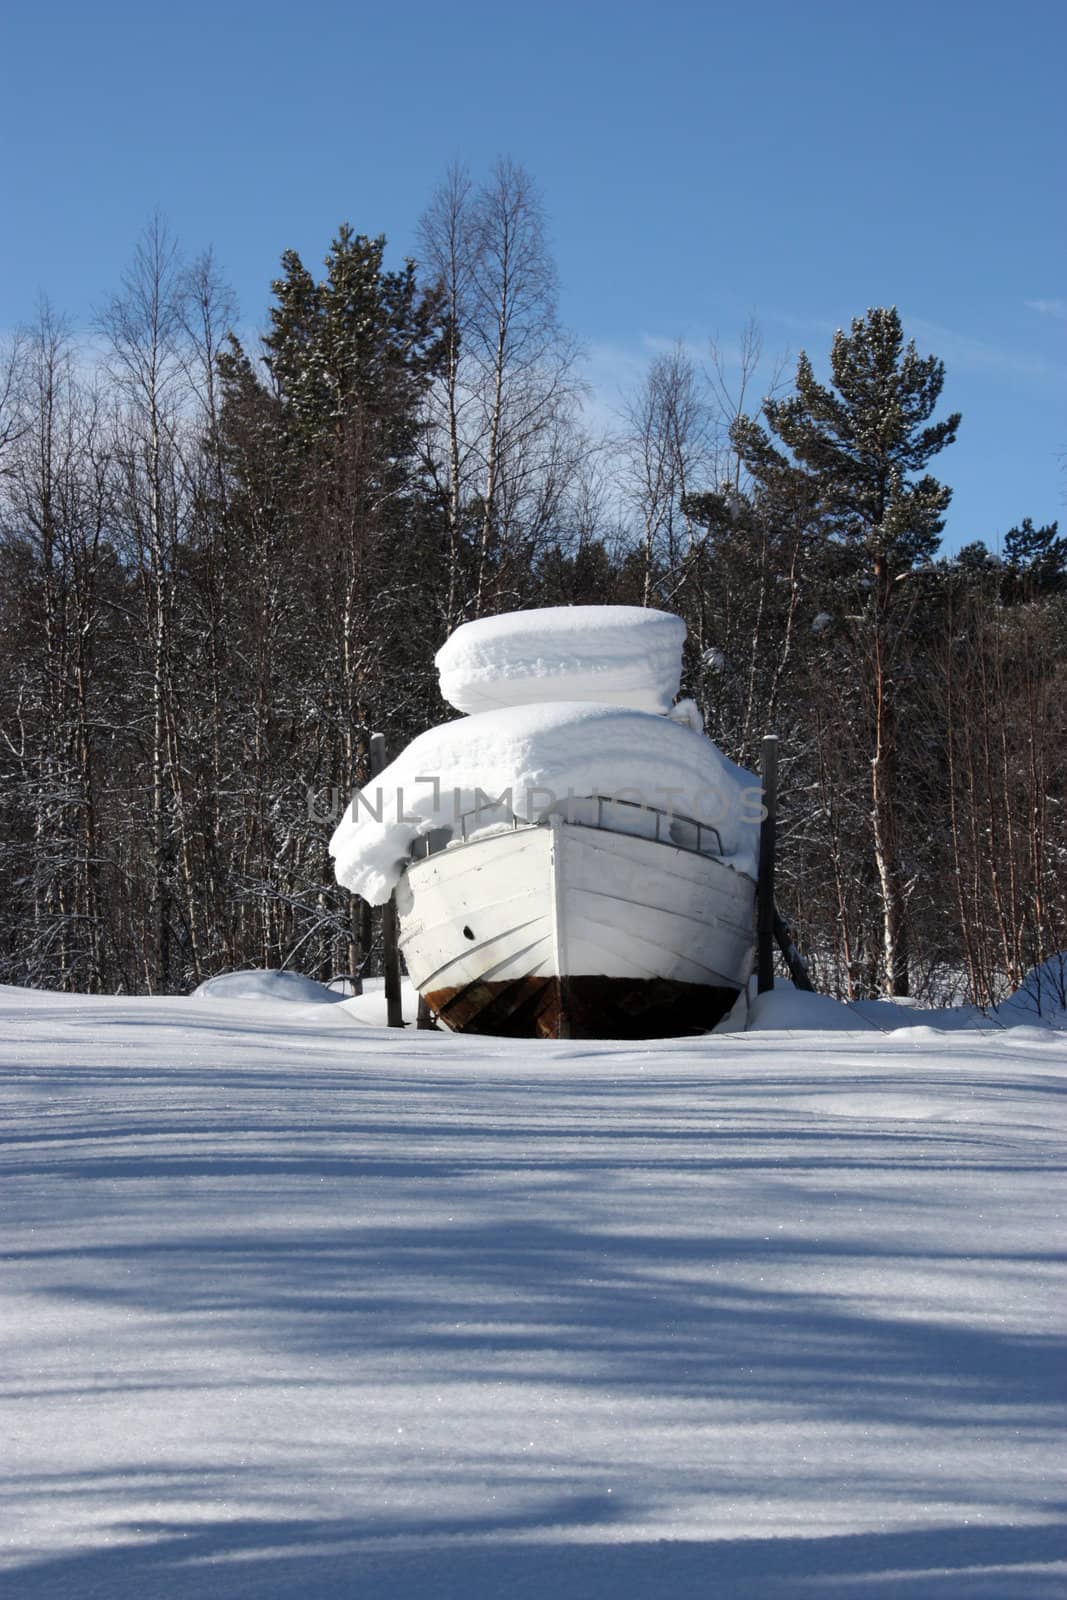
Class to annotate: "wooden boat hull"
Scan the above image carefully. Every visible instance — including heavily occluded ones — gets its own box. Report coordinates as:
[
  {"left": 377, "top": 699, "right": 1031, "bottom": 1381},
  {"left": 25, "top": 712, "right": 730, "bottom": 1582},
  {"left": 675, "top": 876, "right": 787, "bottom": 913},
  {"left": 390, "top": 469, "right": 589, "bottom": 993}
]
[
  {"left": 421, "top": 972, "right": 740, "bottom": 1039},
  {"left": 396, "top": 817, "right": 755, "bottom": 1040}
]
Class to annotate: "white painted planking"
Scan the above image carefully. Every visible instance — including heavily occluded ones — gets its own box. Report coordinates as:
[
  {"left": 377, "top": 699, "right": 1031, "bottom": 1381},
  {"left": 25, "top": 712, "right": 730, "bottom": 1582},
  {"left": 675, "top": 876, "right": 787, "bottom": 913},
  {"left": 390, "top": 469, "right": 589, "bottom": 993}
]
[{"left": 398, "top": 817, "right": 755, "bottom": 1006}]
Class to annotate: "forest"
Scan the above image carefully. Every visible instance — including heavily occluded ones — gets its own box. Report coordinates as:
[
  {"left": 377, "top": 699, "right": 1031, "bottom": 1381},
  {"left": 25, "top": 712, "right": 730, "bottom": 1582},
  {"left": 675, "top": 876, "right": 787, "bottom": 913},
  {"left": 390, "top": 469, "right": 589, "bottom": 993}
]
[{"left": 1, "top": 159, "right": 1063, "bottom": 1006}]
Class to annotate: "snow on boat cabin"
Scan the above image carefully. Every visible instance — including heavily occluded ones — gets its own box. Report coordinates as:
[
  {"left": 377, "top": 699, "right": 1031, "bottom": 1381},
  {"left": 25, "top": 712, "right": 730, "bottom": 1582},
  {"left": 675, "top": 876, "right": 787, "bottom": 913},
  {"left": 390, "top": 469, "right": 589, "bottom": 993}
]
[
  {"left": 435, "top": 603, "right": 686, "bottom": 715},
  {"left": 328, "top": 699, "right": 760, "bottom": 906}
]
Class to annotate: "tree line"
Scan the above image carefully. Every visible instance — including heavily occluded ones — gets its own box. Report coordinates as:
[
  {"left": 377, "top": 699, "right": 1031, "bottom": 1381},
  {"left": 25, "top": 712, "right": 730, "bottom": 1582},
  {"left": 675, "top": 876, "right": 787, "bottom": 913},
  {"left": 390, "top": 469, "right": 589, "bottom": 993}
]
[{"left": 1, "top": 160, "right": 1063, "bottom": 1007}]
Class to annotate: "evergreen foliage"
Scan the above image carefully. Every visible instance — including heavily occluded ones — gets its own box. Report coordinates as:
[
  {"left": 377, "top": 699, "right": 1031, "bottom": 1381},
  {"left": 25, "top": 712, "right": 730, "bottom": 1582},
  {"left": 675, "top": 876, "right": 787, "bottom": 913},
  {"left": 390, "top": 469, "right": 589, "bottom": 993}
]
[
  {"left": 733, "top": 306, "right": 960, "bottom": 571},
  {"left": 1003, "top": 517, "right": 1066, "bottom": 594}
]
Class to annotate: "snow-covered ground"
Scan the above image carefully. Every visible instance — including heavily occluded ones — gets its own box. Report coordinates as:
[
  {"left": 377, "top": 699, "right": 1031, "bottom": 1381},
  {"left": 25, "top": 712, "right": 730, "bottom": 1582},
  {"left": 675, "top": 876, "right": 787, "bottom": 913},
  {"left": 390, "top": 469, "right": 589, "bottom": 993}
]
[{"left": 2, "top": 984, "right": 1065, "bottom": 1598}]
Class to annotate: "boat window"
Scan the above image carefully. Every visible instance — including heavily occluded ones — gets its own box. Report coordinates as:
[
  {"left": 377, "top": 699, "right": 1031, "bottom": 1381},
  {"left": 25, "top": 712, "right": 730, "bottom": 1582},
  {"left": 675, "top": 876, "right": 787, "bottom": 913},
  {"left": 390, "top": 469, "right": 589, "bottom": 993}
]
[
  {"left": 597, "top": 798, "right": 653, "bottom": 839},
  {"left": 668, "top": 815, "right": 700, "bottom": 852},
  {"left": 411, "top": 826, "right": 453, "bottom": 859}
]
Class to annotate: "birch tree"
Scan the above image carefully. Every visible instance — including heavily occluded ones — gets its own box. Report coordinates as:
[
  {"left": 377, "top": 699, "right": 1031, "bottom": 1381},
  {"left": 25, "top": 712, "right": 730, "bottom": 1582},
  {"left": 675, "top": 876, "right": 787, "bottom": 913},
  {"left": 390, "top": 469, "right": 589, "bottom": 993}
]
[
  {"left": 99, "top": 216, "right": 196, "bottom": 988},
  {"left": 418, "top": 158, "right": 583, "bottom": 624},
  {"left": 0, "top": 309, "right": 115, "bottom": 989}
]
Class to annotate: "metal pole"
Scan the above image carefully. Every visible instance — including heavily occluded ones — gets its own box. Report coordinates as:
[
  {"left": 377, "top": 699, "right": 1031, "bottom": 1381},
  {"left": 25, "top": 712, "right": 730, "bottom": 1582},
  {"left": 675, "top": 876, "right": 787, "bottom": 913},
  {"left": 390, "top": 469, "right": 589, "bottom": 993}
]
[
  {"left": 757, "top": 734, "right": 778, "bottom": 995},
  {"left": 370, "top": 732, "right": 405, "bottom": 1029}
]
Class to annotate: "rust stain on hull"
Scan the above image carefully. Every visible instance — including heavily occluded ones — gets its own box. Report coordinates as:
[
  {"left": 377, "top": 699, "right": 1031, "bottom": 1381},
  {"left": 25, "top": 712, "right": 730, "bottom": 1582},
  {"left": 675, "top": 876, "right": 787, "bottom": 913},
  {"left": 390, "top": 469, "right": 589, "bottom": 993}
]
[{"left": 423, "top": 974, "right": 739, "bottom": 1040}]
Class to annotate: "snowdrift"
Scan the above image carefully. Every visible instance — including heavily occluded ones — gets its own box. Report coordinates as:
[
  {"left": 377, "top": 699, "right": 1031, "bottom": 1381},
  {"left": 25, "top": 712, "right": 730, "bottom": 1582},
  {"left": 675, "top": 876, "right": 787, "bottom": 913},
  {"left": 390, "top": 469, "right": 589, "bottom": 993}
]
[
  {"left": 999, "top": 953, "right": 1067, "bottom": 1023},
  {"left": 191, "top": 970, "right": 344, "bottom": 1006},
  {"left": 724, "top": 974, "right": 1067, "bottom": 1035},
  {"left": 330, "top": 701, "right": 761, "bottom": 906},
  {"left": 339, "top": 976, "right": 420, "bottom": 1028},
  {"left": 435, "top": 605, "right": 686, "bottom": 715}
]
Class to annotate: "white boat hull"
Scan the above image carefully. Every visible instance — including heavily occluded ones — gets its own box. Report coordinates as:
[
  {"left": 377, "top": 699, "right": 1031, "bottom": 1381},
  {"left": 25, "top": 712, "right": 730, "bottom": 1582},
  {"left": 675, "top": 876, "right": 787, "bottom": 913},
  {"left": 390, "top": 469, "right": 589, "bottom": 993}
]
[{"left": 396, "top": 817, "right": 755, "bottom": 1038}]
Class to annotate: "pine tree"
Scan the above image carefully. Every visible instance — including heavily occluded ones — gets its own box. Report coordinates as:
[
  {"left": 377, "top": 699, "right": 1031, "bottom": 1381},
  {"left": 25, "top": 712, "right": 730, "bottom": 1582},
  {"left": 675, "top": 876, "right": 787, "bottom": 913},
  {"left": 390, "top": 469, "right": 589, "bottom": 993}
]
[
  {"left": 215, "top": 227, "right": 446, "bottom": 983},
  {"left": 1003, "top": 517, "right": 1065, "bottom": 596},
  {"left": 733, "top": 308, "right": 960, "bottom": 996},
  {"left": 259, "top": 227, "right": 443, "bottom": 459}
]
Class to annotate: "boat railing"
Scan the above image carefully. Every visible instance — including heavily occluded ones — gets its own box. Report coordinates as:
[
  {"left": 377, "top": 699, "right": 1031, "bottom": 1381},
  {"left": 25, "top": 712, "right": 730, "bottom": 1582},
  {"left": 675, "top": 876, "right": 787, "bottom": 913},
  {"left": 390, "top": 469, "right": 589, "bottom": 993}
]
[
  {"left": 570, "top": 795, "right": 726, "bottom": 859},
  {"left": 411, "top": 797, "right": 725, "bottom": 861}
]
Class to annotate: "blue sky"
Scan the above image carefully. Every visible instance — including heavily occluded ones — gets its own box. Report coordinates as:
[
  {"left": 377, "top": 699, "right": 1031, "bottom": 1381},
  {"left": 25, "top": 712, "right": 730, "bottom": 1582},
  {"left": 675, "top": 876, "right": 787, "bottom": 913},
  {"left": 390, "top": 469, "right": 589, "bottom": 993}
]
[{"left": 3, "top": 0, "right": 1063, "bottom": 549}]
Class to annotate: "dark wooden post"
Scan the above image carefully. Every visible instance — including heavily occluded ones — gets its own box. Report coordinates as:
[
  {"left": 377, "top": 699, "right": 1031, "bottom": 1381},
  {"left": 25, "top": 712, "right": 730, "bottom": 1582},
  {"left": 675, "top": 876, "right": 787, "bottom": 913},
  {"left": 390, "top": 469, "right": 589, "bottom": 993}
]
[
  {"left": 757, "top": 734, "right": 778, "bottom": 995},
  {"left": 774, "top": 909, "right": 815, "bottom": 991},
  {"left": 370, "top": 732, "right": 405, "bottom": 1029},
  {"left": 347, "top": 893, "right": 364, "bottom": 996}
]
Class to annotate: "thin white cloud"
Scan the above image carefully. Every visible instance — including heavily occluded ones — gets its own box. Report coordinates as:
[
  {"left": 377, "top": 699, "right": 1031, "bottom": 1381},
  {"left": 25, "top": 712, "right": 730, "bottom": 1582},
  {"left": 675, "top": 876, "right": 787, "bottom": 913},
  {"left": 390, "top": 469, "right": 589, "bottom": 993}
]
[
  {"left": 640, "top": 333, "right": 709, "bottom": 365},
  {"left": 579, "top": 326, "right": 798, "bottom": 445},
  {"left": 762, "top": 308, "right": 838, "bottom": 340},
  {"left": 577, "top": 340, "right": 648, "bottom": 437},
  {"left": 1025, "top": 298, "right": 1067, "bottom": 321},
  {"left": 903, "top": 314, "right": 1058, "bottom": 381},
  {"left": 761, "top": 306, "right": 1063, "bottom": 383}
]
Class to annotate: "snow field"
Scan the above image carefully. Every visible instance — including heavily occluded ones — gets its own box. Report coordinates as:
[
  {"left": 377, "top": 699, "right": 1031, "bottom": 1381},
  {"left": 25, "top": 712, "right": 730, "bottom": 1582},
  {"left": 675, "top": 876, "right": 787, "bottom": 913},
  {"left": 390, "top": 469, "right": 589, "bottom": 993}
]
[{"left": 1, "top": 985, "right": 1065, "bottom": 1597}]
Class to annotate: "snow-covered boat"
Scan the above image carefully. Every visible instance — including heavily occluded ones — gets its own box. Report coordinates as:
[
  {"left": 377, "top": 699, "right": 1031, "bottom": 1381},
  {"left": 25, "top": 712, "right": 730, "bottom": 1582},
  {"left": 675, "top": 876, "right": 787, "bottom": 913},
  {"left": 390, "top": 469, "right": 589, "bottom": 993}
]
[
  {"left": 330, "top": 607, "right": 761, "bottom": 1040},
  {"left": 396, "top": 797, "right": 755, "bottom": 1039}
]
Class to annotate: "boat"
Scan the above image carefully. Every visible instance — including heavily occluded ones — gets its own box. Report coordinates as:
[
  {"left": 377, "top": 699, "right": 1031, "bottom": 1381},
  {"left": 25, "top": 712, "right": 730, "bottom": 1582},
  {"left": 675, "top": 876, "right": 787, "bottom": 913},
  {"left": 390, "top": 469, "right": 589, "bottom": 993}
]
[
  {"left": 395, "top": 794, "right": 756, "bottom": 1039},
  {"left": 329, "top": 606, "right": 762, "bottom": 1040}
]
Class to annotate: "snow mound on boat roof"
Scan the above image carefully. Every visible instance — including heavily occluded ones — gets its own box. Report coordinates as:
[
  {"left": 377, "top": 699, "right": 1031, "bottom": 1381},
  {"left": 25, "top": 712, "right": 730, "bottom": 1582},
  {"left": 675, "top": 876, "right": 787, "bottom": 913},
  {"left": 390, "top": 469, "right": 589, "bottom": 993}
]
[
  {"left": 436, "top": 605, "right": 686, "bottom": 714},
  {"left": 330, "top": 701, "right": 760, "bottom": 905},
  {"left": 191, "top": 970, "right": 344, "bottom": 1005}
]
